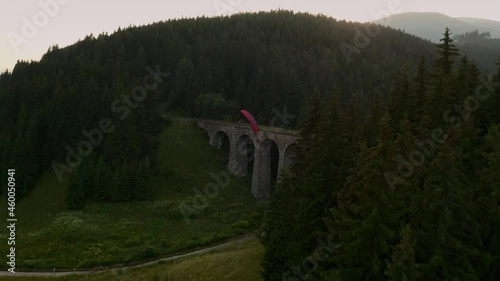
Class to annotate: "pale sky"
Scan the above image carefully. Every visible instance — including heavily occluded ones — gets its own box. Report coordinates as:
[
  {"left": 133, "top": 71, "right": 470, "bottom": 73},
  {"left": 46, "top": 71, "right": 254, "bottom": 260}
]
[{"left": 0, "top": 0, "right": 498, "bottom": 71}]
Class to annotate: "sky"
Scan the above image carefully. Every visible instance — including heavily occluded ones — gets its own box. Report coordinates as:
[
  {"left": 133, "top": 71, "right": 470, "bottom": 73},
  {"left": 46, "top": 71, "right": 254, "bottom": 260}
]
[{"left": 0, "top": 0, "right": 498, "bottom": 71}]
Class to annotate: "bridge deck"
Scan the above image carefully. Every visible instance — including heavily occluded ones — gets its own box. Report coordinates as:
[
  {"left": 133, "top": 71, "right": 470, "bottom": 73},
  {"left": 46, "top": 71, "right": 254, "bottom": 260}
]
[{"left": 196, "top": 119, "right": 300, "bottom": 136}]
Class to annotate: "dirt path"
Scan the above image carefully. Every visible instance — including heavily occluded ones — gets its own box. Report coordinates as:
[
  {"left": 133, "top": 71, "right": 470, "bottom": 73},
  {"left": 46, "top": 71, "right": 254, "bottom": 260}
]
[{"left": 0, "top": 234, "right": 256, "bottom": 277}]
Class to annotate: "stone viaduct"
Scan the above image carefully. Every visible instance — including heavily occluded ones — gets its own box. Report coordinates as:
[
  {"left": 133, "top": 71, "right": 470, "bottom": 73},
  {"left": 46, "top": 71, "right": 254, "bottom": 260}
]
[{"left": 197, "top": 120, "right": 299, "bottom": 200}]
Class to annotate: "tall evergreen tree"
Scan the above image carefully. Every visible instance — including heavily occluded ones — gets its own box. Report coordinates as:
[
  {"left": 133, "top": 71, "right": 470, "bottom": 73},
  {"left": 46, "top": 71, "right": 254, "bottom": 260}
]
[
  {"left": 410, "top": 56, "right": 428, "bottom": 122},
  {"left": 262, "top": 90, "right": 325, "bottom": 281},
  {"left": 325, "top": 115, "right": 401, "bottom": 281},
  {"left": 435, "top": 27, "right": 460, "bottom": 76},
  {"left": 385, "top": 225, "right": 420, "bottom": 281},
  {"left": 94, "top": 156, "right": 111, "bottom": 201},
  {"left": 473, "top": 125, "right": 500, "bottom": 280},
  {"left": 67, "top": 169, "right": 85, "bottom": 210},
  {"left": 134, "top": 157, "right": 152, "bottom": 201},
  {"left": 414, "top": 139, "right": 482, "bottom": 281}
]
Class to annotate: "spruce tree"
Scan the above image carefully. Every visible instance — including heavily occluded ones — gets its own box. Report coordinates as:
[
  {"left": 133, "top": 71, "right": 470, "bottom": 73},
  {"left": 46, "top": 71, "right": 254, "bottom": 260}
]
[
  {"left": 109, "top": 164, "right": 121, "bottom": 202},
  {"left": 389, "top": 66, "right": 412, "bottom": 128},
  {"left": 411, "top": 56, "right": 428, "bottom": 122},
  {"left": 80, "top": 159, "right": 95, "bottom": 201},
  {"left": 414, "top": 140, "right": 482, "bottom": 281},
  {"left": 473, "top": 125, "right": 500, "bottom": 279},
  {"left": 385, "top": 225, "right": 420, "bottom": 281},
  {"left": 326, "top": 115, "right": 401, "bottom": 281},
  {"left": 261, "top": 174, "right": 307, "bottom": 281},
  {"left": 262, "top": 90, "right": 327, "bottom": 280},
  {"left": 67, "top": 170, "right": 85, "bottom": 210},
  {"left": 134, "top": 157, "right": 152, "bottom": 201},
  {"left": 94, "top": 156, "right": 110, "bottom": 201},
  {"left": 435, "top": 27, "right": 460, "bottom": 76},
  {"left": 119, "top": 161, "right": 132, "bottom": 202}
]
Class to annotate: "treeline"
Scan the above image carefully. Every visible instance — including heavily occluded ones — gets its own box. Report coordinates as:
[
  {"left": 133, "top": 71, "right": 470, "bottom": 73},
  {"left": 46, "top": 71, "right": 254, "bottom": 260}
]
[
  {"left": 454, "top": 30, "right": 492, "bottom": 42},
  {"left": 67, "top": 157, "right": 152, "bottom": 210},
  {"left": 263, "top": 28, "right": 500, "bottom": 281},
  {"left": 0, "top": 11, "right": 436, "bottom": 200},
  {"left": 454, "top": 30, "right": 500, "bottom": 73}
]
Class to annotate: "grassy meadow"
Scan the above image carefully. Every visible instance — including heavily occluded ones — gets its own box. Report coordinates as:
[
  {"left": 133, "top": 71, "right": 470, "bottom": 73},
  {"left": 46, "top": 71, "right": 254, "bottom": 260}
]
[
  {"left": 0, "top": 118, "right": 266, "bottom": 271},
  {"left": 0, "top": 238, "right": 265, "bottom": 281}
]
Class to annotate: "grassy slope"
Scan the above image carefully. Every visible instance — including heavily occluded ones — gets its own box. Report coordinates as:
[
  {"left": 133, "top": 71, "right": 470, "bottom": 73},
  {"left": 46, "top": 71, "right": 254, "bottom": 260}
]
[
  {"left": 0, "top": 238, "right": 264, "bottom": 281},
  {"left": 0, "top": 118, "right": 264, "bottom": 270}
]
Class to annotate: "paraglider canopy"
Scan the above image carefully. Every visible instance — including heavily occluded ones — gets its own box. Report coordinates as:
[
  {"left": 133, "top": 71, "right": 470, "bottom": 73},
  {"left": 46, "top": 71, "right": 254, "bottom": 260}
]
[{"left": 240, "top": 110, "right": 259, "bottom": 135}]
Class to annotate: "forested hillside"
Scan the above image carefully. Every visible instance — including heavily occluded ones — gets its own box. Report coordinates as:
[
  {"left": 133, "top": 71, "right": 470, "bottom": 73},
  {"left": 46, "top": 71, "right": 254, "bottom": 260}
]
[
  {"left": 263, "top": 28, "right": 500, "bottom": 281},
  {"left": 377, "top": 12, "right": 500, "bottom": 42},
  {"left": 0, "top": 11, "right": 436, "bottom": 202},
  {"left": 454, "top": 30, "right": 500, "bottom": 73}
]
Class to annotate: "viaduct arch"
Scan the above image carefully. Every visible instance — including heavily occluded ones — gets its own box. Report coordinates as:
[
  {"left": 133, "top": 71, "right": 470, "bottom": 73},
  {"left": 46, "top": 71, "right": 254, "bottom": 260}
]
[{"left": 197, "top": 120, "right": 299, "bottom": 200}]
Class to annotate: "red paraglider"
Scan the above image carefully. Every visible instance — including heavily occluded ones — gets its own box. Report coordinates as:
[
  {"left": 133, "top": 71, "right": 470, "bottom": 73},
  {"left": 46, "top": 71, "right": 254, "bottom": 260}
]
[{"left": 240, "top": 110, "right": 259, "bottom": 135}]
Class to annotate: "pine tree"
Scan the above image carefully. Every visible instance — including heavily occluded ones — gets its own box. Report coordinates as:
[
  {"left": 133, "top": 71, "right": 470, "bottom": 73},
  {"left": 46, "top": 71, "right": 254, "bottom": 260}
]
[
  {"left": 67, "top": 169, "right": 85, "bottom": 210},
  {"left": 134, "top": 157, "right": 152, "bottom": 201},
  {"left": 109, "top": 164, "right": 121, "bottom": 202},
  {"left": 174, "top": 57, "right": 194, "bottom": 112},
  {"left": 94, "top": 156, "right": 111, "bottom": 201},
  {"left": 11, "top": 128, "right": 27, "bottom": 197},
  {"left": 435, "top": 27, "right": 460, "bottom": 76},
  {"left": 414, "top": 140, "right": 482, "bottom": 281},
  {"left": 326, "top": 115, "right": 401, "bottom": 281},
  {"left": 23, "top": 112, "right": 42, "bottom": 193},
  {"left": 119, "top": 161, "right": 132, "bottom": 201},
  {"left": 135, "top": 44, "right": 146, "bottom": 74},
  {"left": 80, "top": 159, "right": 95, "bottom": 201},
  {"left": 261, "top": 174, "right": 308, "bottom": 281},
  {"left": 262, "top": 90, "right": 330, "bottom": 280},
  {"left": 484, "top": 60, "right": 500, "bottom": 125},
  {"left": 0, "top": 130, "right": 11, "bottom": 198},
  {"left": 385, "top": 225, "right": 420, "bottom": 281},
  {"left": 410, "top": 56, "right": 428, "bottom": 122},
  {"left": 103, "top": 113, "right": 141, "bottom": 163},
  {"left": 473, "top": 125, "right": 500, "bottom": 280},
  {"left": 389, "top": 66, "right": 412, "bottom": 128}
]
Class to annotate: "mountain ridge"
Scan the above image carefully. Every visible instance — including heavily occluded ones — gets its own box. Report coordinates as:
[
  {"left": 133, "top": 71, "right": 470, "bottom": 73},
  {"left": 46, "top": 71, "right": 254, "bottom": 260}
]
[{"left": 373, "top": 12, "right": 500, "bottom": 42}]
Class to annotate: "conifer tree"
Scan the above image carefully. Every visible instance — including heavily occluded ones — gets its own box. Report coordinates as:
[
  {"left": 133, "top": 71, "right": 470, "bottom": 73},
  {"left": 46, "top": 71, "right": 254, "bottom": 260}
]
[
  {"left": 136, "top": 156, "right": 152, "bottom": 200},
  {"left": 414, "top": 140, "right": 482, "bottom": 281},
  {"left": 11, "top": 128, "right": 27, "bottom": 197},
  {"left": 174, "top": 57, "right": 194, "bottom": 111},
  {"left": 410, "top": 56, "right": 428, "bottom": 122},
  {"left": 435, "top": 27, "right": 460, "bottom": 76},
  {"left": 80, "top": 159, "right": 95, "bottom": 201},
  {"left": 473, "top": 125, "right": 500, "bottom": 279},
  {"left": 262, "top": 90, "right": 328, "bottom": 280},
  {"left": 109, "top": 164, "right": 121, "bottom": 202},
  {"left": 326, "top": 115, "right": 401, "bottom": 281},
  {"left": 67, "top": 169, "right": 85, "bottom": 210},
  {"left": 485, "top": 60, "right": 500, "bottom": 125},
  {"left": 385, "top": 225, "right": 420, "bottom": 281},
  {"left": 94, "top": 156, "right": 111, "bottom": 201},
  {"left": 389, "top": 66, "right": 412, "bottom": 127},
  {"left": 261, "top": 174, "right": 307, "bottom": 281}
]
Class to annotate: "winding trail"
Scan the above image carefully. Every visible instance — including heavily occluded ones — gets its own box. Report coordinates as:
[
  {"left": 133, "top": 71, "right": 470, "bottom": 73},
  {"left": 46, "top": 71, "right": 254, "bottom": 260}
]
[{"left": 0, "top": 234, "right": 256, "bottom": 278}]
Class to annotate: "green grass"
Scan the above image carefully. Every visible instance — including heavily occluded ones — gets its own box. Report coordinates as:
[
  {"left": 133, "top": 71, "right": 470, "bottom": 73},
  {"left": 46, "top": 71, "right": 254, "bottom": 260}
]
[
  {"left": 0, "top": 118, "right": 266, "bottom": 271},
  {"left": 0, "top": 238, "right": 265, "bottom": 281}
]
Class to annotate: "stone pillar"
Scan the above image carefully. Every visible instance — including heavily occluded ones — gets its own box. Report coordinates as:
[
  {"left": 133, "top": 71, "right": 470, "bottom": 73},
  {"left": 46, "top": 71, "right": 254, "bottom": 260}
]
[
  {"left": 208, "top": 131, "right": 216, "bottom": 147},
  {"left": 210, "top": 131, "right": 222, "bottom": 148},
  {"left": 251, "top": 142, "right": 272, "bottom": 200},
  {"left": 283, "top": 145, "right": 296, "bottom": 169},
  {"left": 277, "top": 149, "right": 286, "bottom": 183}
]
